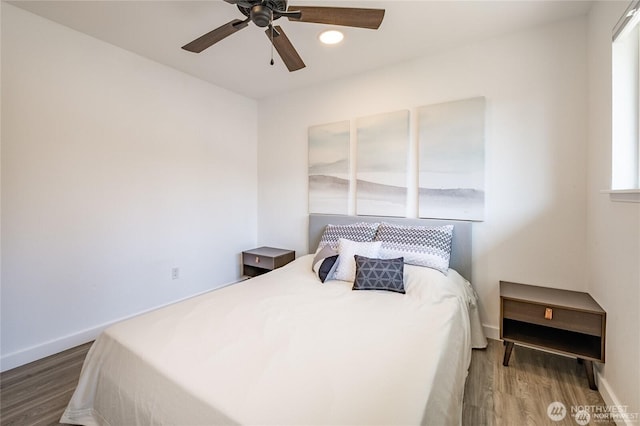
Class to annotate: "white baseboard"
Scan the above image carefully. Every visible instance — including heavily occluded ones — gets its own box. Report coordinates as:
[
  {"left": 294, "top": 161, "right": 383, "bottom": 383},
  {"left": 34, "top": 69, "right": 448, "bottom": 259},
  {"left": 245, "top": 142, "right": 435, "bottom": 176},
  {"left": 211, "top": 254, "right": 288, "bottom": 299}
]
[
  {"left": 483, "top": 324, "right": 500, "bottom": 341},
  {"left": 1, "top": 322, "right": 109, "bottom": 372},
  {"left": 595, "top": 370, "right": 635, "bottom": 426},
  {"left": 0, "top": 281, "right": 240, "bottom": 372}
]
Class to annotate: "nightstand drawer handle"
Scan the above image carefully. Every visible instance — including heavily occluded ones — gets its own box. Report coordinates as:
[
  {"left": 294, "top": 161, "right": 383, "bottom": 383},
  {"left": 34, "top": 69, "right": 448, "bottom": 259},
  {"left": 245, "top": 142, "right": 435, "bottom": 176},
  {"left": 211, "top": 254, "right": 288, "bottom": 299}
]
[
  {"left": 255, "top": 256, "right": 260, "bottom": 264},
  {"left": 545, "top": 308, "right": 553, "bottom": 320}
]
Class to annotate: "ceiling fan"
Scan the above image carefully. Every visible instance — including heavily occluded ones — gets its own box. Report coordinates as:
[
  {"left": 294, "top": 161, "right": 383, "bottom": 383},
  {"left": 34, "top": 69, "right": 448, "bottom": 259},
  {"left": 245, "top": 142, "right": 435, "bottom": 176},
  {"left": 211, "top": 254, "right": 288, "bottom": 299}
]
[{"left": 182, "top": 0, "right": 385, "bottom": 72}]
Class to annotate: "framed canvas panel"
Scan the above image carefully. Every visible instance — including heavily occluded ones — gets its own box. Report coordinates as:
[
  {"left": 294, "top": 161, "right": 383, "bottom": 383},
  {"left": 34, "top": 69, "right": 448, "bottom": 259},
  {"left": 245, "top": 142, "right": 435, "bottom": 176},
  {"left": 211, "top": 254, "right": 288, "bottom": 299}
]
[
  {"left": 308, "top": 120, "right": 350, "bottom": 214},
  {"left": 418, "top": 97, "right": 485, "bottom": 221},
  {"left": 356, "top": 110, "right": 409, "bottom": 217}
]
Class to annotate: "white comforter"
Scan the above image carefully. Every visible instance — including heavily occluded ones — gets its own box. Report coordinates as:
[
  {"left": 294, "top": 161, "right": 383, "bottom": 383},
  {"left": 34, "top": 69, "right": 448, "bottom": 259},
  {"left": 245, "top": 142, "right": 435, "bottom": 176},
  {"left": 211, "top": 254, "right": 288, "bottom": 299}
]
[{"left": 62, "top": 255, "right": 486, "bottom": 426}]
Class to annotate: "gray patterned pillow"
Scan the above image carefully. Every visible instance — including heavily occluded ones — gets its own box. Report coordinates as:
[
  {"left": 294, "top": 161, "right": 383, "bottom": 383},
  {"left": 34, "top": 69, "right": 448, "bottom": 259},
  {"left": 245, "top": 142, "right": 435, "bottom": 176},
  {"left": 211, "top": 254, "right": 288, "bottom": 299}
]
[
  {"left": 374, "top": 223, "right": 453, "bottom": 274},
  {"left": 315, "top": 222, "right": 379, "bottom": 253},
  {"left": 353, "top": 255, "right": 405, "bottom": 294}
]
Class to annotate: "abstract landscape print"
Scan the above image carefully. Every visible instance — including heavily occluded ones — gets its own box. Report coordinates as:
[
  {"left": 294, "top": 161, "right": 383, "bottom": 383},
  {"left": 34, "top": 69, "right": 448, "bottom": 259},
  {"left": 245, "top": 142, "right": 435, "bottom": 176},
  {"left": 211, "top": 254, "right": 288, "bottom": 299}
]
[
  {"left": 308, "top": 120, "right": 350, "bottom": 214},
  {"left": 356, "top": 110, "right": 409, "bottom": 217},
  {"left": 418, "top": 97, "right": 485, "bottom": 221}
]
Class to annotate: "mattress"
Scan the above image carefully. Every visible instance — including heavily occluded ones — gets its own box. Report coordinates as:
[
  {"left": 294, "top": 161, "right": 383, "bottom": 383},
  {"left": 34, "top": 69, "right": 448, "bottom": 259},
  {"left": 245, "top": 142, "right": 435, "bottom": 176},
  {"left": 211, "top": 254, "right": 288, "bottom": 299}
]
[{"left": 61, "top": 255, "right": 486, "bottom": 426}]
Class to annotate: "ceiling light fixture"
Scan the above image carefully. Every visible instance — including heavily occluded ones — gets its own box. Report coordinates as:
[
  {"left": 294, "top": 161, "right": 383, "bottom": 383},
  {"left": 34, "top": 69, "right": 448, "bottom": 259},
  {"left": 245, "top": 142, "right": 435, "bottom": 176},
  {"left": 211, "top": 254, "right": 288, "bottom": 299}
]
[{"left": 319, "top": 30, "right": 344, "bottom": 45}]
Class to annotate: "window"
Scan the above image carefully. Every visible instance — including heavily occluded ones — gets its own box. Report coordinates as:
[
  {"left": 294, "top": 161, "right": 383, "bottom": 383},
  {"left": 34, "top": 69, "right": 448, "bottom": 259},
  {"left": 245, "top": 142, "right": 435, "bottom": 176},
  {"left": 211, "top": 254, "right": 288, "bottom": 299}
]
[{"left": 611, "top": 0, "right": 640, "bottom": 202}]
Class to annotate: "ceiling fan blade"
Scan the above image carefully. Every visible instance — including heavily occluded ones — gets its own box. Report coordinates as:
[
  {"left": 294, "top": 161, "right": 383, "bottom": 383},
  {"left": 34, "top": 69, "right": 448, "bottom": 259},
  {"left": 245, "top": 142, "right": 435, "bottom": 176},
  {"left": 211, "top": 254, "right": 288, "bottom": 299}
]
[
  {"left": 182, "top": 19, "right": 248, "bottom": 53},
  {"left": 265, "top": 25, "right": 306, "bottom": 72},
  {"left": 287, "top": 6, "right": 385, "bottom": 29}
]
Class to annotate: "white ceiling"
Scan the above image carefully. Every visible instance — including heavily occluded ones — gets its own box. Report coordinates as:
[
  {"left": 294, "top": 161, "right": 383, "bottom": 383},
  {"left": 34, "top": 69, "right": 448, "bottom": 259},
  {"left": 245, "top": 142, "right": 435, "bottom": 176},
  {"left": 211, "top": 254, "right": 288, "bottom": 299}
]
[{"left": 8, "top": 0, "right": 593, "bottom": 99}]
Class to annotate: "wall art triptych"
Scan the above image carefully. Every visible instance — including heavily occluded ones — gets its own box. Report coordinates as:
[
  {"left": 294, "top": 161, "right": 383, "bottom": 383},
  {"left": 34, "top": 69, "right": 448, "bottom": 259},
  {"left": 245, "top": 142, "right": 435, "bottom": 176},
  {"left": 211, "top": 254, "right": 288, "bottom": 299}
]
[{"left": 308, "top": 97, "right": 485, "bottom": 221}]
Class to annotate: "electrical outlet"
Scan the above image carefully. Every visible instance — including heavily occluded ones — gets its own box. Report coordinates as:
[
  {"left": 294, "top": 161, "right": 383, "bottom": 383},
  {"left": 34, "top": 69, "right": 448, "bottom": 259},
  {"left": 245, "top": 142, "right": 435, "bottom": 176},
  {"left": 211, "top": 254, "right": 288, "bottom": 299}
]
[{"left": 171, "top": 267, "right": 180, "bottom": 280}]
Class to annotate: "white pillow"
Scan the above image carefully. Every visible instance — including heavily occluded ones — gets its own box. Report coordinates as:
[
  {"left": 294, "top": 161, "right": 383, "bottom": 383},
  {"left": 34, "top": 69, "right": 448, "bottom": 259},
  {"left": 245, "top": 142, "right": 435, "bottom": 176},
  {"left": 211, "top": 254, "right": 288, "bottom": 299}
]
[{"left": 333, "top": 239, "right": 382, "bottom": 282}]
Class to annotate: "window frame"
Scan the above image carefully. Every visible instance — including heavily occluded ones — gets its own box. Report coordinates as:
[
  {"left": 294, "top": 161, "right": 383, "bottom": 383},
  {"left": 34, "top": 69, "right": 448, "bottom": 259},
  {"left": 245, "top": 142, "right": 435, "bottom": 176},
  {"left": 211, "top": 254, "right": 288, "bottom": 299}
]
[{"left": 609, "top": 0, "right": 640, "bottom": 202}]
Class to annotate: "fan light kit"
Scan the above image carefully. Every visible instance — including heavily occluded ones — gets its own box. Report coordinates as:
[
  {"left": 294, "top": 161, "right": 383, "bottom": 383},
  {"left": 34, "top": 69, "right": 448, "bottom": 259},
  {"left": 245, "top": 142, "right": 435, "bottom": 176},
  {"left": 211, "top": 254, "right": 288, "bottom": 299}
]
[
  {"left": 182, "top": 0, "right": 385, "bottom": 72},
  {"left": 319, "top": 30, "right": 344, "bottom": 45}
]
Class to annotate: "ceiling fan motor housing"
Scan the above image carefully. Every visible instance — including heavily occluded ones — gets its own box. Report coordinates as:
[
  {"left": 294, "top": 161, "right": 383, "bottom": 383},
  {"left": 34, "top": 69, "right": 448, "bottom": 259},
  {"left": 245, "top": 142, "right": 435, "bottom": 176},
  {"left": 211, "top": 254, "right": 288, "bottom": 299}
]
[
  {"left": 250, "top": 5, "right": 273, "bottom": 27},
  {"left": 238, "top": 0, "right": 288, "bottom": 26}
]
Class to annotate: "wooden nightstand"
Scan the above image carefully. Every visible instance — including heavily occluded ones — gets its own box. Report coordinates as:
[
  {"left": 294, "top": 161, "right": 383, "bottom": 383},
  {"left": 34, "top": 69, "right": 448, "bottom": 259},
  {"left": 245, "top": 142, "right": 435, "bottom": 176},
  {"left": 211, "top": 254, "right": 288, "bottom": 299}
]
[
  {"left": 242, "top": 247, "right": 295, "bottom": 277},
  {"left": 500, "top": 281, "right": 606, "bottom": 390}
]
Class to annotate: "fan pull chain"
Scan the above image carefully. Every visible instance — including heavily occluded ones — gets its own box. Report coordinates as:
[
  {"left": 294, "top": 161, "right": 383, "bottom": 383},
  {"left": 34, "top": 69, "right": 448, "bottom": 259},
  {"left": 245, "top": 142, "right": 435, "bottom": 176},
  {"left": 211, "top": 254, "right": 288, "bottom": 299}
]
[{"left": 270, "top": 25, "right": 275, "bottom": 66}]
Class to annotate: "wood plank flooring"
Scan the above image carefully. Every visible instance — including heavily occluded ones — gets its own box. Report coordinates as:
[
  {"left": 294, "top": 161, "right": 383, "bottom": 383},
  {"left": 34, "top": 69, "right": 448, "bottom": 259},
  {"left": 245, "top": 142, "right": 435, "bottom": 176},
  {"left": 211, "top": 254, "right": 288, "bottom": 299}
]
[
  {"left": 463, "top": 339, "right": 614, "bottom": 426},
  {"left": 0, "top": 342, "right": 91, "bottom": 426},
  {"left": 0, "top": 339, "right": 613, "bottom": 425}
]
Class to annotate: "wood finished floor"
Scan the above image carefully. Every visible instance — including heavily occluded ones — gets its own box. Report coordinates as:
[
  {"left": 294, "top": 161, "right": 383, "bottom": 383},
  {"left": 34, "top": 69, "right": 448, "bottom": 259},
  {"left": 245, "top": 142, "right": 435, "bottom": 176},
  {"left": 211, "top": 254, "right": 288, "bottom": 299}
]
[
  {"left": 0, "top": 342, "right": 92, "bottom": 426},
  {"left": 463, "top": 339, "right": 614, "bottom": 426},
  {"left": 0, "top": 339, "right": 613, "bottom": 426}
]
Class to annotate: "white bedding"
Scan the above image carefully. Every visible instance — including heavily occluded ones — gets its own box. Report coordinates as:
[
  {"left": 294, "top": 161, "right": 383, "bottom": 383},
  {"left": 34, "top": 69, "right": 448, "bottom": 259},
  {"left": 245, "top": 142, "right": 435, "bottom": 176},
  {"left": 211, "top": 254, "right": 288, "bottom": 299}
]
[{"left": 61, "top": 255, "right": 486, "bottom": 426}]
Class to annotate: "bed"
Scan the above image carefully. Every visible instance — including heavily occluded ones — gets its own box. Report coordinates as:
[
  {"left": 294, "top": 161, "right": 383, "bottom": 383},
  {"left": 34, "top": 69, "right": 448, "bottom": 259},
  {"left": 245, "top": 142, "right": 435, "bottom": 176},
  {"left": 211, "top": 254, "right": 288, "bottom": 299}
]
[{"left": 61, "top": 214, "right": 486, "bottom": 426}]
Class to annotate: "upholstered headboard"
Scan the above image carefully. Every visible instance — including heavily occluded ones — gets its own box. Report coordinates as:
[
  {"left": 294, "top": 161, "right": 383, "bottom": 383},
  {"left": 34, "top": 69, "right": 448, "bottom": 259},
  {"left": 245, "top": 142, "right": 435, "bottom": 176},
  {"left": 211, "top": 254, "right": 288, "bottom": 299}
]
[{"left": 308, "top": 214, "right": 473, "bottom": 282}]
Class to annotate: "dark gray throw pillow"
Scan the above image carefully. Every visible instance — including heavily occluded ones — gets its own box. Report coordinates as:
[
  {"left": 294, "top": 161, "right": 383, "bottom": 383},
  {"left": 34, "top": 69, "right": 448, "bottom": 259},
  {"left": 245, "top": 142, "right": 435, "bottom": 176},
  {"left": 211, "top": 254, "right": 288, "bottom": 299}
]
[
  {"left": 352, "top": 255, "right": 405, "bottom": 294},
  {"left": 318, "top": 255, "right": 339, "bottom": 282}
]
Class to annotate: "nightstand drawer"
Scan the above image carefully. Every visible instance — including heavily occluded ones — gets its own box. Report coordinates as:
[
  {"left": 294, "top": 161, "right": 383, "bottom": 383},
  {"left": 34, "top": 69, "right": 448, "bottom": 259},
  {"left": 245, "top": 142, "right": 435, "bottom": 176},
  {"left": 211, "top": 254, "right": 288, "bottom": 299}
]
[
  {"left": 243, "top": 253, "right": 276, "bottom": 270},
  {"left": 503, "top": 299, "right": 602, "bottom": 337}
]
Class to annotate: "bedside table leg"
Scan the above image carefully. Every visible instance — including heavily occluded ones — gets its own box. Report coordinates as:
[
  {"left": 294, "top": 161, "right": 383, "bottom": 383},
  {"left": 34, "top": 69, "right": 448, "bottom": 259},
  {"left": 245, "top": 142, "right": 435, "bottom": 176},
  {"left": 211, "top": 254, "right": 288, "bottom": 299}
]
[
  {"left": 502, "top": 341, "right": 514, "bottom": 366},
  {"left": 583, "top": 360, "right": 597, "bottom": 390}
]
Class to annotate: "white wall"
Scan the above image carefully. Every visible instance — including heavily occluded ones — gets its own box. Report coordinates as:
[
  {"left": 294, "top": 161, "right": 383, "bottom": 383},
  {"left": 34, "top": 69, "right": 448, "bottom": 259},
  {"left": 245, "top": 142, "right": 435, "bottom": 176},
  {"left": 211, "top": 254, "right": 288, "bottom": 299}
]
[
  {"left": 257, "top": 17, "right": 589, "bottom": 340},
  {"left": 587, "top": 1, "right": 640, "bottom": 418},
  {"left": 1, "top": 4, "right": 258, "bottom": 370}
]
